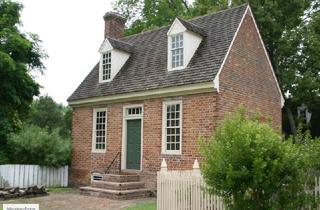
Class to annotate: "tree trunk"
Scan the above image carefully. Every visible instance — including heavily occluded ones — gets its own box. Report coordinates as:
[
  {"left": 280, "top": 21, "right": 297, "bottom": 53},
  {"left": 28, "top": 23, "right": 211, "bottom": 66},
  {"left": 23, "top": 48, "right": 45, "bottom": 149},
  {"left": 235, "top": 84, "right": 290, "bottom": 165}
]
[{"left": 286, "top": 106, "right": 296, "bottom": 135}]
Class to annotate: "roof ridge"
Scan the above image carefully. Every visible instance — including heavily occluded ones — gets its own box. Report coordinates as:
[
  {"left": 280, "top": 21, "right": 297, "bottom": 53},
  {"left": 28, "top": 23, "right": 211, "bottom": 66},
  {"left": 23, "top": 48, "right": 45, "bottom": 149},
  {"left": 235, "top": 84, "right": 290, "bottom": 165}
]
[{"left": 121, "top": 3, "right": 248, "bottom": 40}]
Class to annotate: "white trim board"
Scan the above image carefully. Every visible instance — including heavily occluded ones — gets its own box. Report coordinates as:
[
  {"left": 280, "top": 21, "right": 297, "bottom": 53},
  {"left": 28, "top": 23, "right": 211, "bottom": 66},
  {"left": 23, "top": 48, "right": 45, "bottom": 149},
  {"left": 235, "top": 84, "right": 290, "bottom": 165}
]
[
  {"left": 213, "top": 5, "right": 285, "bottom": 107},
  {"left": 68, "top": 82, "right": 215, "bottom": 107}
]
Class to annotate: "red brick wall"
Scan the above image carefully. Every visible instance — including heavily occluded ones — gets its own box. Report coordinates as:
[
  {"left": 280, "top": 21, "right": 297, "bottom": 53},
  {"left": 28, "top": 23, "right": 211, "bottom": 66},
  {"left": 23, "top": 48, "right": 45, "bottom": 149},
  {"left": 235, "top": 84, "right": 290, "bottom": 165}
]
[
  {"left": 218, "top": 13, "right": 282, "bottom": 128},
  {"left": 70, "top": 92, "right": 218, "bottom": 188}
]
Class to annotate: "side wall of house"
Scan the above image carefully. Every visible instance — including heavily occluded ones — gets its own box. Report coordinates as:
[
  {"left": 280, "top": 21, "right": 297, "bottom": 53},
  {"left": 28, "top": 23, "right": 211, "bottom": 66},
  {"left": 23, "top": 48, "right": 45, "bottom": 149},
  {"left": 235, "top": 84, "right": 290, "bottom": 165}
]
[
  {"left": 70, "top": 92, "right": 218, "bottom": 189},
  {"left": 218, "top": 12, "right": 282, "bottom": 127}
]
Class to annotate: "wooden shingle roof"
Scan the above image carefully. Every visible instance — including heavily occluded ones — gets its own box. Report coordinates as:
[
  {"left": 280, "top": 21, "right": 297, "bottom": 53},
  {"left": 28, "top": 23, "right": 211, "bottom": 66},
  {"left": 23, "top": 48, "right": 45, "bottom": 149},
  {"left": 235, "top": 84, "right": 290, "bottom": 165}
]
[{"left": 68, "top": 4, "right": 248, "bottom": 102}]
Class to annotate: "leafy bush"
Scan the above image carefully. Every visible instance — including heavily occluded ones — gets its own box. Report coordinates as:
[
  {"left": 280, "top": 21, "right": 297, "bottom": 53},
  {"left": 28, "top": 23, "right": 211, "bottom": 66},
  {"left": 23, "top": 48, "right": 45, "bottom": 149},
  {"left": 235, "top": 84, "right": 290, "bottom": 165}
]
[
  {"left": 8, "top": 124, "right": 71, "bottom": 167},
  {"left": 200, "top": 109, "right": 315, "bottom": 210},
  {"left": 291, "top": 129, "right": 320, "bottom": 202}
]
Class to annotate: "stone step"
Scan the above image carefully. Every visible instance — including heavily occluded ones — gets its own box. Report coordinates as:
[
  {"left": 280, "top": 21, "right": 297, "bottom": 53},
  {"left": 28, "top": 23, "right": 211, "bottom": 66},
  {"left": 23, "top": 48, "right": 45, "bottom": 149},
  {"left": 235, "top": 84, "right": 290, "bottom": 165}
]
[
  {"left": 80, "top": 186, "right": 150, "bottom": 200},
  {"left": 91, "top": 180, "right": 145, "bottom": 190},
  {"left": 102, "top": 174, "right": 140, "bottom": 183}
]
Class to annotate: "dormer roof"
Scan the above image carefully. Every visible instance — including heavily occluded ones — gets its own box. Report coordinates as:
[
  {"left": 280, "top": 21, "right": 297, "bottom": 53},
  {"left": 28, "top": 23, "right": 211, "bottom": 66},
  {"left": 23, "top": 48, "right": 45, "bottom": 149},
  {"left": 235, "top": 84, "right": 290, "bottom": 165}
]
[
  {"left": 99, "top": 37, "right": 134, "bottom": 53},
  {"left": 175, "top": 17, "right": 206, "bottom": 36}
]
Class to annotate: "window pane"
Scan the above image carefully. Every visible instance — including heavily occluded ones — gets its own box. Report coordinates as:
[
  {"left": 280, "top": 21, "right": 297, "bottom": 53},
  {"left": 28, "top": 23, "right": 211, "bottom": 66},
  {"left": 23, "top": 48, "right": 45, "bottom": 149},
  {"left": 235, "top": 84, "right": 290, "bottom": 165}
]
[
  {"left": 165, "top": 102, "right": 181, "bottom": 152},
  {"left": 102, "top": 52, "right": 111, "bottom": 80},
  {"left": 171, "top": 34, "right": 184, "bottom": 68},
  {"left": 94, "top": 110, "right": 106, "bottom": 150}
]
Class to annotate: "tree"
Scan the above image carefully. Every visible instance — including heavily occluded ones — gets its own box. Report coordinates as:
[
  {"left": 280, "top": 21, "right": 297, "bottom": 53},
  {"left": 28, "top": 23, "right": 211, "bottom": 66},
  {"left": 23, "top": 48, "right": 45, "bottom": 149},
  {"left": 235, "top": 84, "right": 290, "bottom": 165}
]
[
  {"left": 200, "top": 109, "right": 317, "bottom": 209},
  {"left": 113, "top": 0, "right": 191, "bottom": 35},
  {"left": 281, "top": 10, "right": 320, "bottom": 136},
  {"left": 29, "top": 96, "right": 64, "bottom": 131},
  {"left": 8, "top": 124, "right": 71, "bottom": 167},
  {"left": 0, "top": 0, "right": 46, "bottom": 163},
  {"left": 28, "top": 95, "right": 72, "bottom": 138}
]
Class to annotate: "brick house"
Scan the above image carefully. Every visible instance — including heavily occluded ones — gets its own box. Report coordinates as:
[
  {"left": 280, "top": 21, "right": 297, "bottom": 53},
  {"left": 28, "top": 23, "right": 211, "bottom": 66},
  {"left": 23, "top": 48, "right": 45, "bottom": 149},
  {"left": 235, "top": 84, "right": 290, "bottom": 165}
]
[{"left": 68, "top": 4, "right": 284, "bottom": 198}]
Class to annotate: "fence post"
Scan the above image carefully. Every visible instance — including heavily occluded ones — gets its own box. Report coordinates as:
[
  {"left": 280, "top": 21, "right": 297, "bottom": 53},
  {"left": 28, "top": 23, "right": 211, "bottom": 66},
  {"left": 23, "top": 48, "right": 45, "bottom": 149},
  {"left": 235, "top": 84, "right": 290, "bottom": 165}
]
[
  {"left": 160, "top": 158, "right": 167, "bottom": 172},
  {"left": 193, "top": 159, "right": 201, "bottom": 176}
]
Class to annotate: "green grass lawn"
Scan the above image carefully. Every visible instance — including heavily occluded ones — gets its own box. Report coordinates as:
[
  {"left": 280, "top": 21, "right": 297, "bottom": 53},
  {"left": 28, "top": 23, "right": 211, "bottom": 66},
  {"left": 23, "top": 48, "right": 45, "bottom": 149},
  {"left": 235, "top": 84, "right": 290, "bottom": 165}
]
[{"left": 125, "top": 201, "right": 156, "bottom": 210}]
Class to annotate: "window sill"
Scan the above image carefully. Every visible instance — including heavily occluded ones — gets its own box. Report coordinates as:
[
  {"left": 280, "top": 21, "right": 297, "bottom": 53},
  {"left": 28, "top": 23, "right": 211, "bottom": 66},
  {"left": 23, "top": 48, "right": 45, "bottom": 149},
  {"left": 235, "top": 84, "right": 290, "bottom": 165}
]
[
  {"left": 161, "top": 151, "right": 182, "bottom": 155},
  {"left": 91, "top": 150, "right": 106, "bottom": 154},
  {"left": 168, "top": 66, "right": 186, "bottom": 71},
  {"left": 99, "top": 79, "right": 112, "bottom": 83}
]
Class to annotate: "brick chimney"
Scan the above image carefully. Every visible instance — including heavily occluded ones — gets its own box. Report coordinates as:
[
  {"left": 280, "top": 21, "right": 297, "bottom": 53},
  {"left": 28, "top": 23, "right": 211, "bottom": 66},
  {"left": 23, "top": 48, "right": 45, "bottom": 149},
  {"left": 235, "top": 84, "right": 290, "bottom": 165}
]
[{"left": 103, "top": 12, "right": 126, "bottom": 39}]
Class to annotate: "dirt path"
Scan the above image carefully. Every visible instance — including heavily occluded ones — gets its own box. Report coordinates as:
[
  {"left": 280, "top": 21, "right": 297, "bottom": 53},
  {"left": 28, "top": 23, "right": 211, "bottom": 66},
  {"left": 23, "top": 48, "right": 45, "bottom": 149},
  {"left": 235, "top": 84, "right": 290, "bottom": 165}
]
[{"left": 0, "top": 189, "right": 156, "bottom": 210}]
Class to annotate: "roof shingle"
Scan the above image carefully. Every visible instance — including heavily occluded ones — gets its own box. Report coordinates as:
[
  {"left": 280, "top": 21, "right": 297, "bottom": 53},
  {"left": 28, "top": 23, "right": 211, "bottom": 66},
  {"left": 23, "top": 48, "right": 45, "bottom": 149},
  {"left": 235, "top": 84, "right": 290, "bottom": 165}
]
[{"left": 68, "top": 4, "right": 248, "bottom": 102}]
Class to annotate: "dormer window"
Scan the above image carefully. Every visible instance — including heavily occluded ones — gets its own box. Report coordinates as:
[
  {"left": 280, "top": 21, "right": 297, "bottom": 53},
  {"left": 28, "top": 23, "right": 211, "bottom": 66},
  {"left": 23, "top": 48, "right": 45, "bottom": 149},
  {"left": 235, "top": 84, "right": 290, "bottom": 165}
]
[
  {"left": 167, "top": 18, "right": 204, "bottom": 71},
  {"left": 171, "top": 34, "right": 184, "bottom": 68},
  {"left": 98, "top": 38, "right": 133, "bottom": 83},
  {"left": 102, "top": 52, "right": 111, "bottom": 81}
]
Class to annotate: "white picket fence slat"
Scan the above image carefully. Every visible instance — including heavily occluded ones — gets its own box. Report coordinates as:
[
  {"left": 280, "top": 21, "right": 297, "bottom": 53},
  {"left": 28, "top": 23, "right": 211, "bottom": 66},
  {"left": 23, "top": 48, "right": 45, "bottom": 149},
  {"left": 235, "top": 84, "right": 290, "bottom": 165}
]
[
  {"left": 157, "top": 159, "right": 320, "bottom": 210},
  {"left": 0, "top": 164, "right": 68, "bottom": 188},
  {"left": 157, "top": 159, "right": 225, "bottom": 210}
]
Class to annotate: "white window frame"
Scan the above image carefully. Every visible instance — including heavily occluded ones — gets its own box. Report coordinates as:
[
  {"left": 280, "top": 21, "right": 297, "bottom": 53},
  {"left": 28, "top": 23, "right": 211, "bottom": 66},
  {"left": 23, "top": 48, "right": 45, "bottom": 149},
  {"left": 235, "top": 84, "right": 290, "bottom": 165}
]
[
  {"left": 92, "top": 108, "right": 107, "bottom": 153},
  {"left": 99, "top": 51, "right": 112, "bottom": 83},
  {"left": 162, "top": 100, "right": 182, "bottom": 155},
  {"left": 169, "top": 33, "right": 184, "bottom": 71}
]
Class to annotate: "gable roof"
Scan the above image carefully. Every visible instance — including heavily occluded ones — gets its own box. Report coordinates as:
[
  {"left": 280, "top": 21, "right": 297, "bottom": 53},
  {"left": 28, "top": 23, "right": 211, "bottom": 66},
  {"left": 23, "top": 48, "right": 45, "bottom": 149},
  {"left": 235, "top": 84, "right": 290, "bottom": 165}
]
[
  {"left": 68, "top": 4, "right": 248, "bottom": 102},
  {"left": 175, "top": 17, "right": 206, "bottom": 36}
]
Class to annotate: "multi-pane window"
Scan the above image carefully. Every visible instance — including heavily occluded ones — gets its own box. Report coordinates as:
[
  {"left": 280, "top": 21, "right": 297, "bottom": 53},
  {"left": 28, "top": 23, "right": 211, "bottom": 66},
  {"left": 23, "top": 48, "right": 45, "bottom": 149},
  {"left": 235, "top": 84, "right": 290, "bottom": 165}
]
[
  {"left": 126, "top": 107, "right": 142, "bottom": 117},
  {"left": 102, "top": 52, "right": 111, "bottom": 81},
  {"left": 171, "top": 34, "right": 184, "bottom": 68},
  {"left": 163, "top": 101, "right": 182, "bottom": 154},
  {"left": 93, "top": 109, "right": 106, "bottom": 152}
]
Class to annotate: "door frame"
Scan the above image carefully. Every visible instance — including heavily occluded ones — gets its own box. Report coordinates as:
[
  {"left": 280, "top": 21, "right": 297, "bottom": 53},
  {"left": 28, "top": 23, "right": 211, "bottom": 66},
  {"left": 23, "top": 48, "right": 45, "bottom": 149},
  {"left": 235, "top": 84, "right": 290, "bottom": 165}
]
[{"left": 121, "top": 104, "right": 144, "bottom": 171}]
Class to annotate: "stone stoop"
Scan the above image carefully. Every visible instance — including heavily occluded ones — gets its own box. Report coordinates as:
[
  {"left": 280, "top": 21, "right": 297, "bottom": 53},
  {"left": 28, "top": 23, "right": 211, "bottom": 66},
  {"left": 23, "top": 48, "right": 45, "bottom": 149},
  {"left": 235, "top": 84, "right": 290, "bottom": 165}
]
[{"left": 80, "top": 174, "right": 151, "bottom": 200}]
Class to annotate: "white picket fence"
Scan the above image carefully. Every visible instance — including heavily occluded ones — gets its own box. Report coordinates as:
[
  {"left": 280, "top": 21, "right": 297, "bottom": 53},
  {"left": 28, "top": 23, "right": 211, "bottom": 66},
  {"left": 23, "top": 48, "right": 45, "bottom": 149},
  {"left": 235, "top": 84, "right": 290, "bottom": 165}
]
[
  {"left": 0, "top": 164, "right": 68, "bottom": 188},
  {"left": 157, "top": 159, "right": 320, "bottom": 210},
  {"left": 157, "top": 159, "right": 225, "bottom": 210}
]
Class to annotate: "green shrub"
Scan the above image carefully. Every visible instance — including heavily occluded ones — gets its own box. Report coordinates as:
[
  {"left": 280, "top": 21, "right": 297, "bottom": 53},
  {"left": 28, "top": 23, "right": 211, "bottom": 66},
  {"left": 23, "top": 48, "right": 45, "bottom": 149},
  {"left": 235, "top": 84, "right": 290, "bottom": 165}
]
[
  {"left": 200, "top": 109, "right": 313, "bottom": 210},
  {"left": 8, "top": 124, "right": 71, "bottom": 167}
]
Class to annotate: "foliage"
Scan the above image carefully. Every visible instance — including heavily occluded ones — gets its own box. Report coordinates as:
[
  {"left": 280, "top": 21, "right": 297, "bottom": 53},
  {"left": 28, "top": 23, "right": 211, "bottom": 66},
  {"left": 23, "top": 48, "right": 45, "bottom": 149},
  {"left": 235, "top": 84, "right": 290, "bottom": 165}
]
[
  {"left": 28, "top": 95, "right": 72, "bottom": 138},
  {"left": 113, "top": 0, "right": 192, "bottom": 36},
  {"left": 125, "top": 201, "right": 156, "bottom": 210},
  {"left": 290, "top": 128, "right": 320, "bottom": 193},
  {"left": 7, "top": 124, "right": 71, "bottom": 167},
  {"left": 0, "top": 0, "right": 46, "bottom": 161},
  {"left": 200, "top": 109, "right": 316, "bottom": 210}
]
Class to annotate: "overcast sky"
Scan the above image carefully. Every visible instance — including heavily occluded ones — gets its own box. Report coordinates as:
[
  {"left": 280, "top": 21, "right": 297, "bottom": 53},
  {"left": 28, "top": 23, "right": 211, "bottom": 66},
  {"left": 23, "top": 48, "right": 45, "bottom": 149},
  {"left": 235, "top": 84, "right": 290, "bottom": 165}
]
[{"left": 18, "top": 0, "right": 114, "bottom": 105}]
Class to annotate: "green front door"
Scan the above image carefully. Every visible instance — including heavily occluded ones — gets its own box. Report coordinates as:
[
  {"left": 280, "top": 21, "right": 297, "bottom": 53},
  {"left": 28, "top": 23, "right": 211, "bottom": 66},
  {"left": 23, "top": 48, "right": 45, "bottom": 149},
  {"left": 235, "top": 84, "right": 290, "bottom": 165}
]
[{"left": 126, "top": 119, "right": 141, "bottom": 170}]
